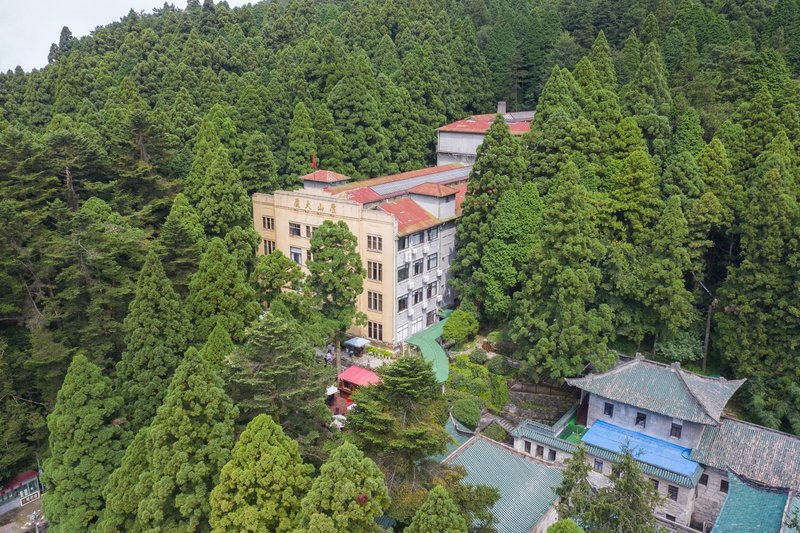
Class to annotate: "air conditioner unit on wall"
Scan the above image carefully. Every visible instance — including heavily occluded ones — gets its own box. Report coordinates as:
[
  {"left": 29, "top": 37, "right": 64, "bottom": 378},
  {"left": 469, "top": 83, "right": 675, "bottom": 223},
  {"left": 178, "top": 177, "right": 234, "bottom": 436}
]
[
  {"left": 422, "top": 301, "right": 428, "bottom": 310},
  {"left": 404, "top": 251, "right": 412, "bottom": 262},
  {"left": 422, "top": 275, "right": 429, "bottom": 283},
  {"left": 436, "top": 269, "right": 443, "bottom": 277},
  {"left": 423, "top": 245, "right": 429, "bottom": 254},
  {"left": 407, "top": 281, "right": 415, "bottom": 290},
  {"left": 436, "top": 295, "right": 443, "bottom": 303},
  {"left": 407, "top": 308, "right": 415, "bottom": 317}
]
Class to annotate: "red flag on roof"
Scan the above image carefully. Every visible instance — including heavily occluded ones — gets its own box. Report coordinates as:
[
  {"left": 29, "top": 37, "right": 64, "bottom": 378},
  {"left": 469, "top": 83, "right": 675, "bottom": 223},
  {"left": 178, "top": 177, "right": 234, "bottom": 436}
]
[{"left": 311, "top": 153, "right": 317, "bottom": 169}]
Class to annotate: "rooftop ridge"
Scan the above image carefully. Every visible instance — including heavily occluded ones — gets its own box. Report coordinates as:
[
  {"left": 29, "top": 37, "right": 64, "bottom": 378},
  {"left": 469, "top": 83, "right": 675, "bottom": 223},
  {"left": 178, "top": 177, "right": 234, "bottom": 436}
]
[{"left": 674, "top": 364, "right": 720, "bottom": 424}]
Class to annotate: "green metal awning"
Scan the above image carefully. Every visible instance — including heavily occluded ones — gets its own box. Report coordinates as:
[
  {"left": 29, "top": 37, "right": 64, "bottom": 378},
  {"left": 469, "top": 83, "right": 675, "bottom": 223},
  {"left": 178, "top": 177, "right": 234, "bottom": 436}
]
[{"left": 406, "top": 317, "right": 449, "bottom": 383}]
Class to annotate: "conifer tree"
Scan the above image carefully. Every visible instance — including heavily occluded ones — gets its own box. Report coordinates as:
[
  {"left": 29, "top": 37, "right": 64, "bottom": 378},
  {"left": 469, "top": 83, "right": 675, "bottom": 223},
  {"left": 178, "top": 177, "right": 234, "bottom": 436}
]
[
  {"left": 349, "top": 356, "right": 449, "bottom": 481},
  {"left": 588, "top": 31, "right": 617, "bottom": 89},
  {"left": 41, "top": 355, "right": 125, "bottom": 532},
  {"left": 672, "top": 107, "right": 705, "bottom": 155},
  {"left": 96, "top": 427, "right": 151, "bottom": 533},
  {"left": 327, "top": 50, "right": 389, "bottom": 179},
  {"left": 662, "top": 151, "right": 704, "bottom": 199},
  {"left": 452, "top": 116, "right": 527, "bottom": 311},
  {"left": 195, "top": 144, "right": 251, "bottom": 238},
  {"left": 715, "top": 162, "right": 800, "bottom": 431},
  {"left": 379, "top": 74, "right": 429, "bottom": 172},
  {"left": 187, "top": 237, "right": 261, "bottom": 343},
  {"left": 250, "top": 250, "right": 303, "bottom": 309},
  {"left": 199, "top": 319, "right": 234, "bottom": 372},
  {"left": 398, "top": 42, "right": 447, "bottom": 154},
  {"left": 696, "top": 137, "right": 741, "bottom": 231},
  {"left": 477, "top": 183, "right": 544, "bottom": 321},
  {"left": 510, "top": 162, "right": 615, "bottom": 378},
  {"left": 311, "top": 102, "right": 345, "bottom": 174},
  {"left": 135, "top": 347, "right": 238, "bottom": 532},
  {"left": 239, "top": 131, "right": 280, "bottom": 195},
  {"left": 295, "top": 442, "right": 389, "bottom": 533},
  {"left": 115, "top": 249, "right": 189, "bottom": 433},
  {"left": 209, "top": 414, "right": 313, "bottom": 532},
  {"left": 555, "top": 445, "right": 592, "bottom": 519},
  {"left": 740, "top": 87, "right": 782, "bottom": 164},
  {"left": 306, "top": 221, "right": 365, "bottom": 370},
  {"left": 158, "top": 193, "right": 206, "bottom": 297},
  {"left": 572, "top": 57, "right": 601, "bottom": 96},
  {"left": 372, "top": 34, "right": 401, "bottom": 76},
  {"left": 533, "top": 66, "right": 583, "bottom": 125},
  {"left": 610, "top": 150, "right": 663, "bottom": 244},
  {"left": 286, "top": 101, "right": 316, "bottom": 179},
  {"left": 451, "top": 18, "right": 493, "bottom": 114},
  {"left": 618, "top": 30, "right": 642, "bottom": 85},
  {"left": 406, "top": 485, "right": 468, "bottom": 533}
]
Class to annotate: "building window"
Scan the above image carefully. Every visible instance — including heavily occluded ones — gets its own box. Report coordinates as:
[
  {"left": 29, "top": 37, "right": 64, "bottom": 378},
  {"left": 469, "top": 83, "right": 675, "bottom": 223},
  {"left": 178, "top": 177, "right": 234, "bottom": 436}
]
[
  {"left": 670, "top": 423, "right": 682, "bottom": 439},
  {"left": 289, "top": 222, "right": 301, "bottom": 237},
  {"left": 720, "top": 479, "right": 729, "bottom": 493},
  {"left": 412, "top": 288, "right": 423, "bottom": 305},
  {"left": 413, "top": 259, "right": 424, "bottom": 276},
  {"left": 665, "top": 514, "right": 676, "bottom": 522},
  {"left": 699, "top": 474, "right": 708, "bottom": 486},
  {"left": 290, "top": 246, "right": 302, "bottom": 265},
  {"left": 635, "top": 412, "right": 647, "bottom": 428},
  {"left": 367, "top": 321, "right": 383, "bottom": 341},
  {"left": 264, "top": 240, "right": 276, "bottom": 254},
  {"left": 667, "top": 485, "right": 678, "bottom": 501},
  {"left": 426, "top": 310, "right": 436, "bottom": 326},
  {"left": 411, "top": 318, "right": 423, "bottom": 333},
  {"left": 398, "top": 236, "right": 408, "bottom": 251},
  {"left": 427, "top": 253, "right": 438, "bottom": 270},
  {"left": 651, "top": 479, "right": 659, "bottom": 490},
  {"left": 397, "top": 264, "right": 409, "bottom": 282},
  {"left": 368, "top": 291, "right": 382, "bottom": 312},
  {"left": 604, "top": 402, "right": 614, "bottom": 418},
  {"left": 262, "top": 216, "right": 274, "bottom": 230},
  {"left": 398, "top": 295, "right": 408, "bottom": 312},
  {"left": 426, "top": 282, "right": 437, "bottom": 299},
  {"left": 427, "top": 226, "right": 439, "bottom": 240},
  {"left": 305, "top": 225, "right": 317, "bottom": 238},
  {"left": 535, "top": 445, "right": 544, "bottom": 458},
  {"left": 548, "top": 449, "right": 556, "bottom": 461},
  {"left": 594, "top": 459, "right": 603, "bottom": 472},
  {"left": 367, "top": 261, "right": 382, "bottom": 281},
  {"left": 524, "top": 441, "right": 531, "bottom": 454},
  {"left": 397, "top": 324, "right": 409, "bottom": 341},
  {"left": 306, "top": 250, "right": 313, "bottom": 263},
  {"left": 367, "top": 235, "right": 383, "bottom": 251},
  {"left": 410, "top": 232, "right": 424, "bottom": 246}
]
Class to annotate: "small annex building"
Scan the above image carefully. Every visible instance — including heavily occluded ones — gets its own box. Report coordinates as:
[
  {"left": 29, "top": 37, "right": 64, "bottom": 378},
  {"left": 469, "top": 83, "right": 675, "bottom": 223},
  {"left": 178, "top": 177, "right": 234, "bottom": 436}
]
[{"left": 444, "top": 436, "right": 563, "bottom": 533}]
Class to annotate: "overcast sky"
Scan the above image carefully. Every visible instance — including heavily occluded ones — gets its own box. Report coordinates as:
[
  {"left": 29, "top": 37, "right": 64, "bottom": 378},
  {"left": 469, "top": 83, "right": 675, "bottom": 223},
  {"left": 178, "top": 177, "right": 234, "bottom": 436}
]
[{"left": 0, "top": 0, "right": 251, "bottom": 72}]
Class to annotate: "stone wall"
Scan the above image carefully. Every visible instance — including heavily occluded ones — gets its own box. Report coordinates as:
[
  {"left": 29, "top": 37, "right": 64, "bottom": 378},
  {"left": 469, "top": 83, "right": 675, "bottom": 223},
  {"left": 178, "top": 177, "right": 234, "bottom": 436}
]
[{"left": 691, "top": 466, "right": 729, "bottom": 531}]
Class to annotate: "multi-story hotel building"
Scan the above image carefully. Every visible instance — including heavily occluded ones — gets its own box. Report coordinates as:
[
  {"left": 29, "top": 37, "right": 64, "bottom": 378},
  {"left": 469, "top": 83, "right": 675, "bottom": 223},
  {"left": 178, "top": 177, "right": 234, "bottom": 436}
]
[{"left": 252, "top": 164, "right": 471, "bottom": 345}]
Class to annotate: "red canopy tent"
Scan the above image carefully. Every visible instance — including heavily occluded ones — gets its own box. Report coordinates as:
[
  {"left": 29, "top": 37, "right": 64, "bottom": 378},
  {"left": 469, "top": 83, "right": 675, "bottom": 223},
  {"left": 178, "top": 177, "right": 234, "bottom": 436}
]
[{"left": 337, "top": 366, "right": 381, "bottom": 392}]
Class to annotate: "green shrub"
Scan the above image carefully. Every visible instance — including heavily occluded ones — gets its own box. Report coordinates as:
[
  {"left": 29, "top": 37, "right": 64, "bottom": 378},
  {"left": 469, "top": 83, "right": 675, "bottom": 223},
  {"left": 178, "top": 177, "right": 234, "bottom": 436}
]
[
  {"left": 547, "top": 519, "right": 584, "bottom": 533},
  {"left": 487, "top": 355, "right": 513, "bottom": 376},
  {"left": 442, "top": 309, "right": 479, "bottom": 345},
  {"left": 366, "top": 345, "right": 395, "bottom": 358},
  {"left": 489, "top": 374, "right": 509, "bottom": 410},
  {"left": 451, "top": 398, "right": 481, "bottom": 430},
  {"left": 486, "top": 330, "right": 505, "bottom": 344},
  {"left": 469, "top": 348, "right": 488, "bottom": 365},
  {"left": 481, "top": 423, "right": 508, "bottom": 443}
]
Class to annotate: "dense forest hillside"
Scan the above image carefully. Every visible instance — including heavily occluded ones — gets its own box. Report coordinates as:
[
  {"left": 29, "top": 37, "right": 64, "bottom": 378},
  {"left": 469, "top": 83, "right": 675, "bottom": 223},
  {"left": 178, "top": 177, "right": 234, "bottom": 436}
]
[{"left": 1, "top": 0, "right": 800, "bottom": 523}]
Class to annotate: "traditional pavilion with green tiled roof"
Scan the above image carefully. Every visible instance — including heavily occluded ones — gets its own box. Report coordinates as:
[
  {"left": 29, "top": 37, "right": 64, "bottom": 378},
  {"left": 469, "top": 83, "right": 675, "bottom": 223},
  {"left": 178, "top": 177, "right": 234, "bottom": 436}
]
[
  {"left": 444, "top": 436, "right": 563, "bottom": 533},
  {"left": 711, "top": 473, "right": 794, "bottom": 532},
  {"left": 565, "top": 356, "right": 745, "bottom": 425}
]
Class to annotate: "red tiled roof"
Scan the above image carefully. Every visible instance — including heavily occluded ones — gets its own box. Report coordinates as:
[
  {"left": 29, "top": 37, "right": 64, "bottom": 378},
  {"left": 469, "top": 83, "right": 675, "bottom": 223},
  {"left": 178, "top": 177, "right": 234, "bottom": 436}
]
[
  {"left": 327, "top": 164, "right": 465, "bottom": 194},
  {"left": 408, "top": 183, "right": 457, "bottom": 197},
  {"left": 452, "top": 183, "right": 468, "bottom": 214},
  {"left": 300, "top": 169, "right": 352, "bottom": 183},
  {"left": 437, "top": 118, "right": 531, "bottom": 136},
  {"left": 1, "top": 470, "right": 38, "bottom": 494},
  {"left": 338, "top": 366, "right": 382, "bottom": 387},
  {"left": 378, "top": 198, "right": 440, "bottom": 235}
]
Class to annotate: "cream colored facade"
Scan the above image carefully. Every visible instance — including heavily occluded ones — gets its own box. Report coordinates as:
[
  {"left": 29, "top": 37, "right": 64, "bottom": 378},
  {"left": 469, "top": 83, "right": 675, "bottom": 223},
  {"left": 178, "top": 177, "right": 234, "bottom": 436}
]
[{"left": 252, "top": 189, "right": 398, "bottom": 342}]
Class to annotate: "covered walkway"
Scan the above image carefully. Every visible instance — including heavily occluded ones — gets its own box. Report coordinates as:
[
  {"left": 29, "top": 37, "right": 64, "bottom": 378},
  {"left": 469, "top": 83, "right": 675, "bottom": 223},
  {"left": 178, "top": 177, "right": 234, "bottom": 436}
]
[{"left": 406, "top": 314, "right": 450, "bottom": 383}]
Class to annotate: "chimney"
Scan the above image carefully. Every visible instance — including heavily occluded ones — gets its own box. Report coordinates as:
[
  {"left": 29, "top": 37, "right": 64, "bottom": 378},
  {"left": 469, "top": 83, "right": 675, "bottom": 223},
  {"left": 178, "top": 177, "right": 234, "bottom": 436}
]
[{"left": 497, "top": 101, "right": 507, "bottom": 114}]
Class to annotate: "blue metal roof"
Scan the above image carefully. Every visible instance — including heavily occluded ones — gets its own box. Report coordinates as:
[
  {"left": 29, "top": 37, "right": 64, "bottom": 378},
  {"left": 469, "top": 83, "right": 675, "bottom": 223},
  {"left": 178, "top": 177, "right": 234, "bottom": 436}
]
[{"left": 582, "top": 421, "right": 699, "bottom": 478}]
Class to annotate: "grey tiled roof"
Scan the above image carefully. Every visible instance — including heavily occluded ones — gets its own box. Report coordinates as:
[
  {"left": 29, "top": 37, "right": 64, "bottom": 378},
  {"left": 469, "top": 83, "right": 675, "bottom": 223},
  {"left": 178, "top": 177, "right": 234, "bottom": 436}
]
[
  {"left": 512, "top": 420, "right": 703, "bottom": 488},
  {"left": 445, "top": 436, "right": 563, "bottom": 533},
  {"left": 565, "top": 356, "right": 745, "bottom": 424},
  {"left": 710, "top": 473, "right": 790, "bottom": 532},
  {"left": 690, "top": 417, "right": 800, "bottom": 491}
]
